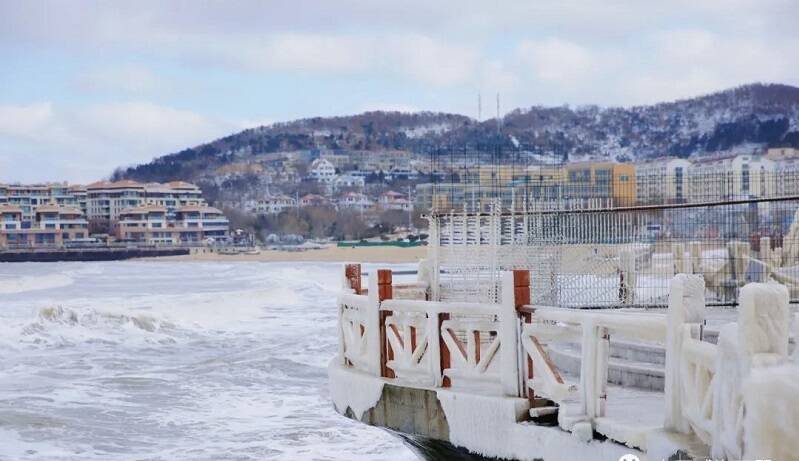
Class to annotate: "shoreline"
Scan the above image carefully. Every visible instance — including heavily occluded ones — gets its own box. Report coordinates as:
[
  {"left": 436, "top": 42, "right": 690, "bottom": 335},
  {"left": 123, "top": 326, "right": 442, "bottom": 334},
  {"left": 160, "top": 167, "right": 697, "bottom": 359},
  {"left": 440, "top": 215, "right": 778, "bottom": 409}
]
[{"left": 145, "top": 245, "right": 428, "bottom": 264}]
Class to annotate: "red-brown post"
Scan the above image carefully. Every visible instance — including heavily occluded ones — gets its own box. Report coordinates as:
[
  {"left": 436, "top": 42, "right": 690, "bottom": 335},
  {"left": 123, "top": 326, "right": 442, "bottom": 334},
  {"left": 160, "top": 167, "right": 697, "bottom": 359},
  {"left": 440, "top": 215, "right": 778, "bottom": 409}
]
[
  {"left": 377, "top": 269, "right": 396, "bottom": 379},
  {"left": 345, "top": 263, "right": 362, "bottom": 294},
  {"left": 514, "top": 270, "right": 535, "bottom": 402}
]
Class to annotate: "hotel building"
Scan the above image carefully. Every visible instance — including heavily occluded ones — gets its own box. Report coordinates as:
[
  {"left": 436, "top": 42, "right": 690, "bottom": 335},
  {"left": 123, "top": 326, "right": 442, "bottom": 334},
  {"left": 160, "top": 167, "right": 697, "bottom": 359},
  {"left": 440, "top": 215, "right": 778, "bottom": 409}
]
[
  {"left": 115, "top": 204, "right": 229, "bottom": 244},
  {"left": 0, "top": 204, "right": 89, "bottom": 248}
]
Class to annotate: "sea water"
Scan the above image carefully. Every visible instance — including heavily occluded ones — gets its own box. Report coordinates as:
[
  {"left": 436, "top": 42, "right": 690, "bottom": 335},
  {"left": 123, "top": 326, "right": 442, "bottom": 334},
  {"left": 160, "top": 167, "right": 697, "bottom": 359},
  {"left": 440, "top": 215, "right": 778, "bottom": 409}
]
[{"left": 0, "top": 261, "right": 417, "bottom": 461}]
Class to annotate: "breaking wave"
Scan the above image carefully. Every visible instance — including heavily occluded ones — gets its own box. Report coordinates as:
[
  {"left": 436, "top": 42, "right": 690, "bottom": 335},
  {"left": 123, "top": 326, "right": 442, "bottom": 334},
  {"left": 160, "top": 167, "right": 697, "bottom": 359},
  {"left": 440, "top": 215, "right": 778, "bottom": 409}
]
[{"left": 14, "top": 305, "right": 178, "bottom": 347}]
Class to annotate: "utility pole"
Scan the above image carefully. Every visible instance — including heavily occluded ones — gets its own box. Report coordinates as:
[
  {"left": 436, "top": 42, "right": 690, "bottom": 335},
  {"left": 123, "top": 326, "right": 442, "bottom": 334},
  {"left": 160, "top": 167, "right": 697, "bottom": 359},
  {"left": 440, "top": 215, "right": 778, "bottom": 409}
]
[{"left": 408, "top": 184, "right": 413, "bottom": 231}]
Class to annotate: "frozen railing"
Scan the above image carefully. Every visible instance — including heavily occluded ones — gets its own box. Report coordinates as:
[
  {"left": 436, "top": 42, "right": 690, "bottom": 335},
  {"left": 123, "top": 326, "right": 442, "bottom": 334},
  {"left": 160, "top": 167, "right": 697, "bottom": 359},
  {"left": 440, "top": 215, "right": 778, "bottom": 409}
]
[{"left": 336, "top": 264, "right": 797, "bottom": 457}]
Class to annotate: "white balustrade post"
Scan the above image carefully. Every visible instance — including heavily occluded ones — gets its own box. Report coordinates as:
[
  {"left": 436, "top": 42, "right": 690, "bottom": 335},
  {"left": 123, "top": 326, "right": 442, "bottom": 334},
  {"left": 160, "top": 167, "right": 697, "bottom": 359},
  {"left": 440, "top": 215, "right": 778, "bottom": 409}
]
[
  {"left": 427, "top": 307, "right": 443, "bottom": 387},
  {"left": 366, "top": 273, "right": 381, "bottom": 376},
  {"left": 579, "top": 317, "right": 599, "bottom": 420},
  {"left": 500, "top": 271, "right": 521, "bottom": 397},
  {"left": 664, "top": 274, "right": 705, "bottom": 433}
]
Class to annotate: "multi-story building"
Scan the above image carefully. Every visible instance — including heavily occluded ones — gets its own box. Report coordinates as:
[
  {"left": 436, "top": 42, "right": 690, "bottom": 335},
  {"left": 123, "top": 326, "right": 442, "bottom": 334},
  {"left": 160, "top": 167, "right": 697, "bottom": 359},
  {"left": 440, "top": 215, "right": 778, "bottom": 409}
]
[
  {"left": 174, "top": 205, "right": 229, "bottom": 242},
  {"left": 333, "top": 174, "right": 365, "bottom": 191},
  {"left": 635, "top": 157, "right": 691, "bottom": 204},
  {"left": 338, "top": 192, "right": 373, "bottom": 211},
  {"left": 378, "top": 191, "right": 412, "bottom": 211},
  {"left": 308, "top": 159, "right": 337, "bottom": 184},
  {"left": 0, "top": 204, "right": 89, "bottom": 248},
  {"left": 563, "top": 162, "right": 636, "bottom": 206},
  {"left": 687, "top": 154, "right": 774, "bottom": 202},
  {"left": 0, "top": 182, "right": 82, "bottom": 222},
  {"left": 86, "top": 180, "right": 147, "bottom": 222},
  {"left": 116, "top": 205, "right": 171, "bottom": 243},
  {"left": 249, "top": 195, "right": 297, "bottom": 215},
  {"left": 142, "top": 181, "right": 206, "bottom": 215},
  {"left": 116, "top": 204, "right": 229, "bottom": 244},
  {"left": 86, "top": 180, "right": 209, "bottom": 223}
]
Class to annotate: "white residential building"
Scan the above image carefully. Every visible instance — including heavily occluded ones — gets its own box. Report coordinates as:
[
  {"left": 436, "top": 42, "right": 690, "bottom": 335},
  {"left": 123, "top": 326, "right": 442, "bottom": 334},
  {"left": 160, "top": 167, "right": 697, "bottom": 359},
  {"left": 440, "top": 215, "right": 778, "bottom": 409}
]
[
  {"left": 378, "top": 190, "right": 412, "bottom": 211},
  {"left": 687, "top": 154, "right": 775, "bottom": 202},
  {"left": 635, "top": 157, "right": 691, "bottom": 204},
  {"left": 309, "top": 158, "right": 337, "bottom": 184},
  {"left": 333, "top": 174, "right": 365, "bottom": 191},
  {"left": 338, "top": 192, "right": 373, "bottom": 211},
  {"left": 251, "top": 195, "right": 297, "bottom": 215}
]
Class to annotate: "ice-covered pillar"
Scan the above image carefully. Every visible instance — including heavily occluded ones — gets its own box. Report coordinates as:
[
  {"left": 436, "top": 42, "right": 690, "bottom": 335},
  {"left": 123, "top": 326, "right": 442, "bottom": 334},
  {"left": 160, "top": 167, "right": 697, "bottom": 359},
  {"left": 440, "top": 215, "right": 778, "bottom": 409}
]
[
  {"left": 711, "top": 282, "right": 790, "bottom": 459},
  {"left": 579, "top": 317, "right": 608, "bottom": 420},
  {"left": 689, "top": 241, "right": 702, "bottom": 274},
  {"left": 664, "top": 273, "right": 706, "bottom": 432},
  {"left": 672, "top": 242, "right": 687, "bottom": 274},
  {"left": 500, "top": 271, "right": 521, "bottom": 397},
  {"left": 619, "top": 248, "right": 636, "bottom": 304},
  {"left": 727, "top": 240, "right": 751, "bottom": 285},
  {"left": 366, "top": 272, "right": 382, "bottom": 376},
  {"left": 416, "top": 258, "right": 433, "bottom": 300},
  {"left": 794, "top": 313, "right": 799, "bottom": 365},
  {"left": 759, "top": 236, "right": 772, "bottom": 268}
]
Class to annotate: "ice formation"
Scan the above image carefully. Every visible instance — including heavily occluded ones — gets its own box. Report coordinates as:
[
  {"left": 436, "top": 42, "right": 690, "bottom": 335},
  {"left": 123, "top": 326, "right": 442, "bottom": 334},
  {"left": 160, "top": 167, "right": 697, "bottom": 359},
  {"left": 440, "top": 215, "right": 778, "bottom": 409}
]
[
  {"left": 742, "top": 364, "right": 799, "bottom": 461},
  {"left": 436, "top": 390, "right": 641, "bottom": 461},
  {"left": 328, "top": 360, "right": 384, "bottom": 421}
]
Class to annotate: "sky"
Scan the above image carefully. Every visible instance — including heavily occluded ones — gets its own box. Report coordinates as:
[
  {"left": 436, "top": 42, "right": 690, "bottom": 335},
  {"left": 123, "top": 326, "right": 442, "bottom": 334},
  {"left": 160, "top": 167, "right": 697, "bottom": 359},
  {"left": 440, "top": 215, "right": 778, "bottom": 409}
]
[{"left": 1, "top": 0, "right": 798, "bottom": 184}]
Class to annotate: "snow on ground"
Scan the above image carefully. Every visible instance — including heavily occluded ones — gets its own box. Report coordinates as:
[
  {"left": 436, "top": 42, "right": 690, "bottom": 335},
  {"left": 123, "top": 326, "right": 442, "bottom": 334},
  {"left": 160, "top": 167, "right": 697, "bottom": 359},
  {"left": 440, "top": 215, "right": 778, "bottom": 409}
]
[{"left": 0, "top": 261, "right": 418, "bottom": 461}]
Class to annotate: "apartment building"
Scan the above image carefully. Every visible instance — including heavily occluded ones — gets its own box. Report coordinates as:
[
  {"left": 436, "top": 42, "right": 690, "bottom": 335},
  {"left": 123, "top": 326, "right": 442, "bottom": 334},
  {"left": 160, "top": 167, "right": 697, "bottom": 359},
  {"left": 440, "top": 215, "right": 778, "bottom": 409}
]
[
  {"left": 687, "top": 154, "right": 774, "bottom": 202},
  {"left": 0, "top": 204, "right": 89, "bottom": 248},
  {"left": 116, "top": 204, "right": 229, "bottom": 244},
  {"left": 635, "top": 157, "right": 691, "bottom": 204},
  {"left": 86, "top": 180, "right": 147, "bottom": 222},
  {"left": 87, "top": 180, "right": 208, "bottom": 223},
  {"left": 563, "top": 162, "right": 636, "bottom": 206},
  {"left": 333, "top": 174, "right": 365, "bottom": 191},
  {"left": 0, "top": 182, "right": 82, "bottom": 222},
  {"left": 174, "top": 205, "right": 229, "bottom": 241},
  {"left": 338, "top": 192, "right": 373, "bottom": 211},
  {"left": 249, "top": 195, "right": 297, "bottom": 215},
  {"left": 142, "top": 181, "right": 205, "bottom": 214}
]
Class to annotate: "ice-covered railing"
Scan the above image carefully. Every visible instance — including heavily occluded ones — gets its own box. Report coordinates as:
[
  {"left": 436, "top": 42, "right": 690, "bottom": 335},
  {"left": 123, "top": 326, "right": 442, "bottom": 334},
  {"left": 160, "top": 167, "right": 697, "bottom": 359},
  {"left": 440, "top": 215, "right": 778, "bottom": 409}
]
[{"left": 336, "top": 264, "right": 798, "bottom": 458}]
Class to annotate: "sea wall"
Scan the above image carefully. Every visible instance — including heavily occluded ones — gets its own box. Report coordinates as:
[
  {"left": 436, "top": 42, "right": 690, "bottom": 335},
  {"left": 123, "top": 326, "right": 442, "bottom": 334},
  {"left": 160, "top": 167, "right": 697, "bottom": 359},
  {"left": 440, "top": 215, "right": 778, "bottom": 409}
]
[{"left": 0, "top": 248, "right": 190, "bottom": 262}]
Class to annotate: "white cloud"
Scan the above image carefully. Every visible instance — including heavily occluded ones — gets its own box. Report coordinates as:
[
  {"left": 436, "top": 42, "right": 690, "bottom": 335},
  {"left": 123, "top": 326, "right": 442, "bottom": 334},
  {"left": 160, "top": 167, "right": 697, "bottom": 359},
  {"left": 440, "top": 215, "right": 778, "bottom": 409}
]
[
  {"left": 384, "top": 34, "right": 478, "bottom": 86},
  {"left": 517, "top": 38, "right": 601, "bottom": 85},
  {"left": 624, "top": 29, "right": 799, "bottom": 104},
  {"left": 0, "top": 102, "right": 55, "bottom": 139},
  {"left": 0, "top": 101, "right": 234, "bottom": 183},
  {"left": 74, "top": 65, "right": 162, "bottom": 95}
]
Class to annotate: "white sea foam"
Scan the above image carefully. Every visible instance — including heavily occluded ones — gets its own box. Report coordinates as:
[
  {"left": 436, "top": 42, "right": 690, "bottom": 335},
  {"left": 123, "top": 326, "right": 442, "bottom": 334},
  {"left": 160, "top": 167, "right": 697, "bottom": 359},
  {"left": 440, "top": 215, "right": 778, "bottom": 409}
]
[
  {"left": 0, "top": 273, "right": 74, "bottom": 294},
  {"left": 0, "top": 261, "right": 418, "bottom": 461}
]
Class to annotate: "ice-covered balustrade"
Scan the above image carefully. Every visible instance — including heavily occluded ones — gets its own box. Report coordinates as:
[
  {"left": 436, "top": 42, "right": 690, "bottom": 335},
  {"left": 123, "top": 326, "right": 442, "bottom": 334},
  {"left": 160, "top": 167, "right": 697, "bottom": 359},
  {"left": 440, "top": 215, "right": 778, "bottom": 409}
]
[{"left": 333, "top": 263, "right": 799, "bottom": 459}]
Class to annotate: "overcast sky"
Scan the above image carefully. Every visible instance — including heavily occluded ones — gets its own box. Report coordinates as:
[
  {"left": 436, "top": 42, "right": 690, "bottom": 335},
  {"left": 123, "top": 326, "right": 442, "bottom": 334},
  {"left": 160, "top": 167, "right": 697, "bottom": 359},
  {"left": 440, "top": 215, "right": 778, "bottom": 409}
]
[{"left": 1, "top": 0, "right": 798, "bottom": 183}]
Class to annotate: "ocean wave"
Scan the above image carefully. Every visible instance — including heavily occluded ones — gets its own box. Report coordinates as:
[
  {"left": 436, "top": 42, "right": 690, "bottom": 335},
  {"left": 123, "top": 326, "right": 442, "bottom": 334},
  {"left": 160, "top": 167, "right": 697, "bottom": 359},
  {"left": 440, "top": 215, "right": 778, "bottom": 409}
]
[
  {"left": 11, "top": 305, "right": 178, "bottom": 348},
  {"left": 0, "top": 273, "right": 74, "bottom": 295}
]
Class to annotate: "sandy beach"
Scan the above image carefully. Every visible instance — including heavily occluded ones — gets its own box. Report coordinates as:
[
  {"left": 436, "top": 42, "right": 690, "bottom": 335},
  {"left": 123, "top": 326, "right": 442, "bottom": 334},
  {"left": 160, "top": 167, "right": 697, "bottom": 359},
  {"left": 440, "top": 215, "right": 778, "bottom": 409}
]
[{"left": 151, "top": 245, "right": 428, "bottom": 263}]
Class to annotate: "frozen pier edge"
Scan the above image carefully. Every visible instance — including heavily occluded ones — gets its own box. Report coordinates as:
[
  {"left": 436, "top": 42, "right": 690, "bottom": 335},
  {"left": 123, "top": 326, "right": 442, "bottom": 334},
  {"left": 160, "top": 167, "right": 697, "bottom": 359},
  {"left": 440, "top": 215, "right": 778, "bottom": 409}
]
[{"left": 329, "top": 263, "right": 799, "bottom": 460}]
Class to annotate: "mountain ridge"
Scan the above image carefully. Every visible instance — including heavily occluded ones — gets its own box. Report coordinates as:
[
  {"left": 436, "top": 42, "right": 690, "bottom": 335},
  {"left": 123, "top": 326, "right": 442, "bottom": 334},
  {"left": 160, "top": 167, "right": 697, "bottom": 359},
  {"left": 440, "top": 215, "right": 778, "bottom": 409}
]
[{"left": 114, "top": 83, "right": 799, "bottom": 184}]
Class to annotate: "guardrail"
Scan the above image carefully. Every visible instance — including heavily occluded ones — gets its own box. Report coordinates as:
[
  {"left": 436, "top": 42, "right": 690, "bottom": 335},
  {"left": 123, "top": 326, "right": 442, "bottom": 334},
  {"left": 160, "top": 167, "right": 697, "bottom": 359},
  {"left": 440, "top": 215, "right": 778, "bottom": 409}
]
[{"left": 337, "top": 264, "right": 797, "bottom": 457}]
